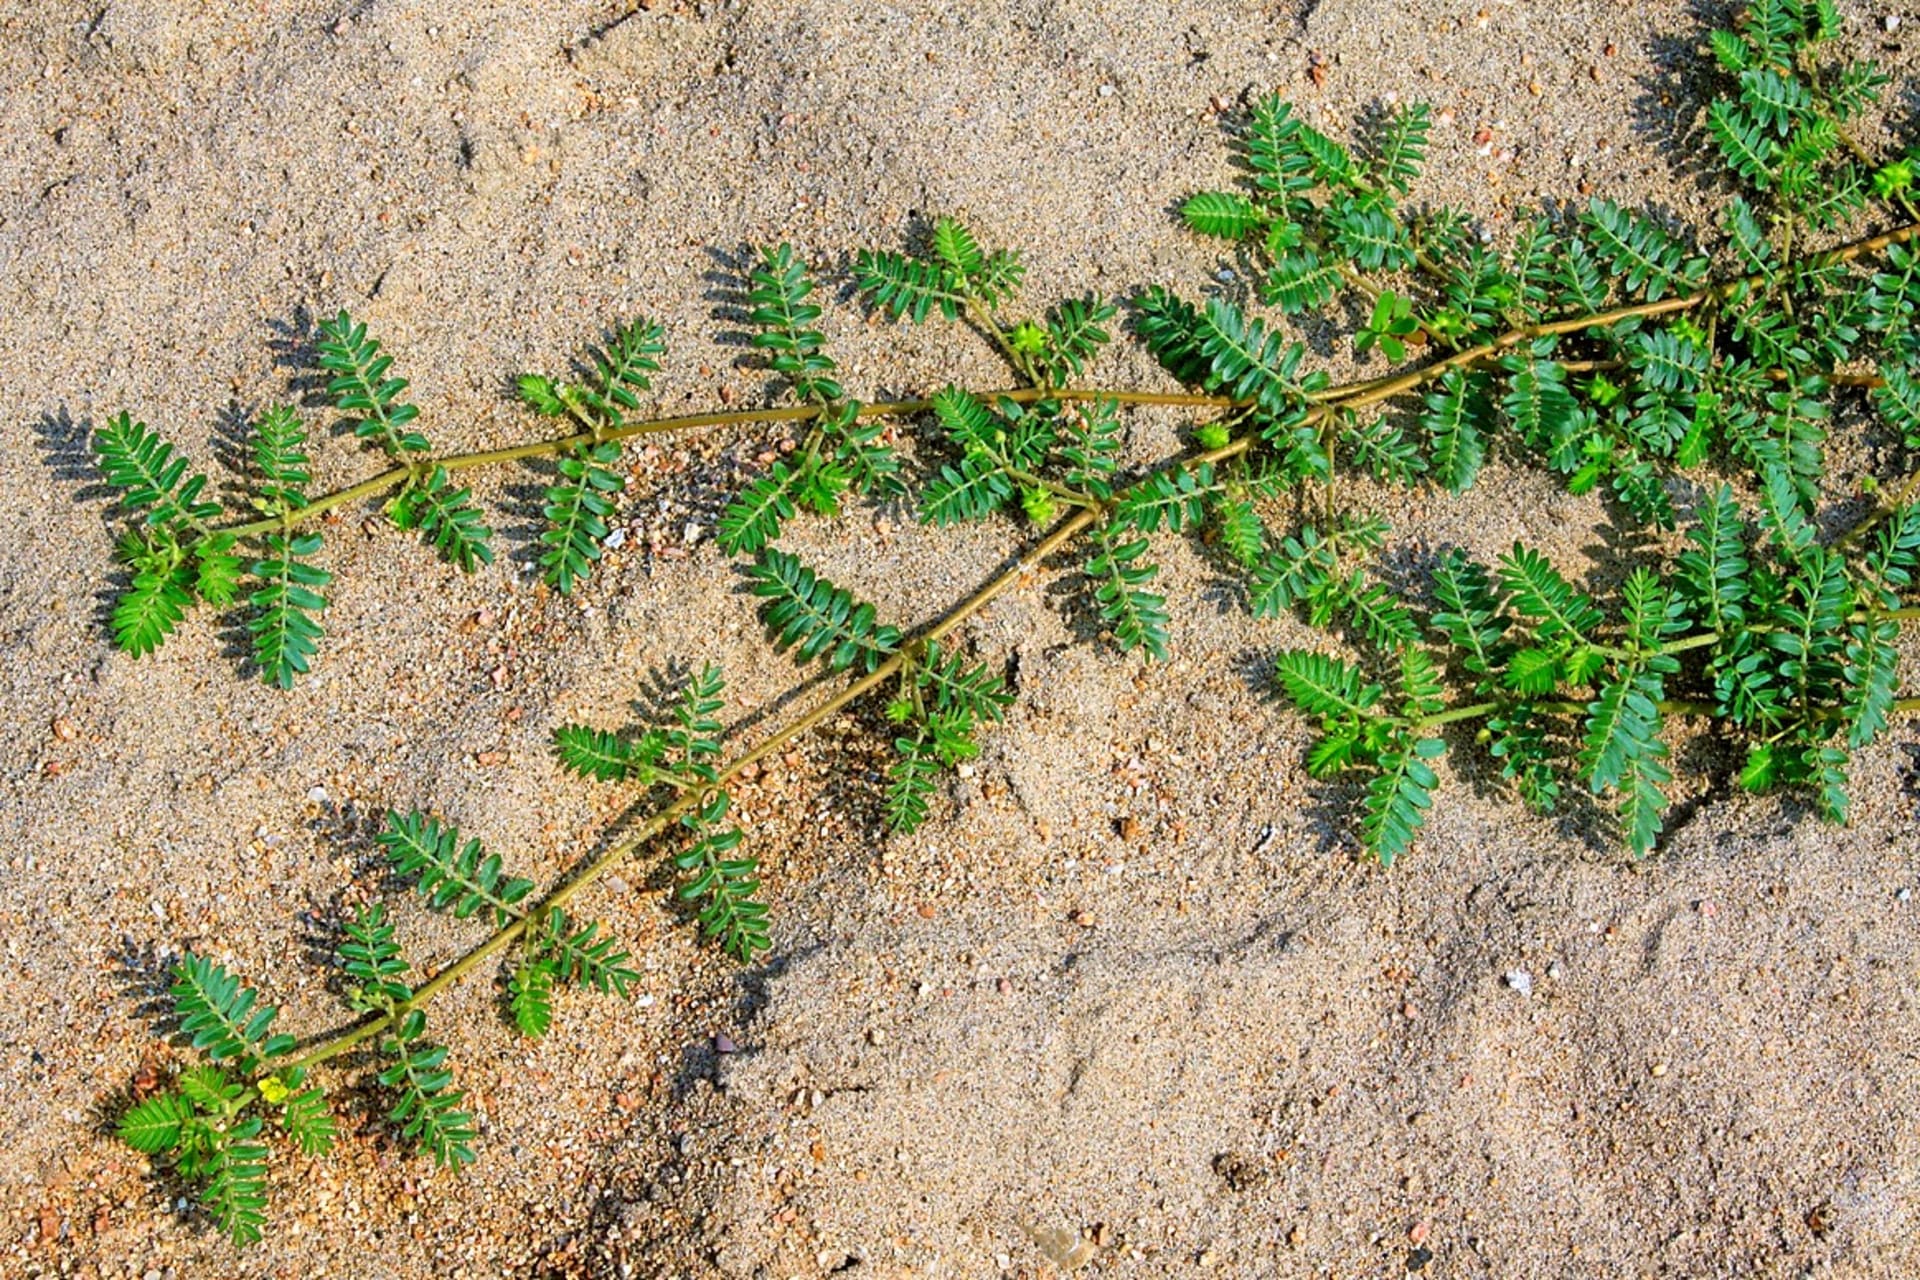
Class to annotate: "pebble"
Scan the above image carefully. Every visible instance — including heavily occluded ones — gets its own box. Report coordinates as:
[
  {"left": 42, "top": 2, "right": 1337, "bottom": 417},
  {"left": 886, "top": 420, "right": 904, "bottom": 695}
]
[
  {"left": 1504, "top": 969, "right": 1533, "bottom": 998},
  {"left": 1650, "top": 1061, "right": 1669, "bottom": 1078},
  {"left": 1897, "top": 887, "right": 1911, "bottom": 902},
  {"left": 713, "top": 1032, "right": 737, "bottom": 1053},
  {"left": 1886, "top": 14, "right": 1901, "bottom": 33}
]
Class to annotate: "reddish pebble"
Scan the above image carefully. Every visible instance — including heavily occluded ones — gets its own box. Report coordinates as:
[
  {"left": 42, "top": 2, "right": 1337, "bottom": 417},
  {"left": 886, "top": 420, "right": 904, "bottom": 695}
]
[{"left": 1410, "top": 1221, "right": 1431, "bottom": 1246}]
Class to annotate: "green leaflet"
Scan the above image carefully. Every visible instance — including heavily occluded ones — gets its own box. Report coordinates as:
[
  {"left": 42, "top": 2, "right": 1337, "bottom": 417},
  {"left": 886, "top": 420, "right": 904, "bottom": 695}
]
[
  {"left": 377, "top": 811, "right": 536, "bottom": 926},
  {"left": 1363, "top": 736, "right": 1446, "bottom": 866},
  {"left": 317, "top": 311, "right": 430, "bottom": 457},
  {"left": 749, "top": 243, "right": 842, "bottom": 403},
  {"left": 540, "top": 441, "right": 623, "bottom": 593},
  {"left": 248, "top": 533, "right": 329, "bottom": 689},
  {"left": 745, "top": 548, "right": 901, "bottom": 672},
  {"left": 391, "top": 465, "right": 493, "bottom": 573}
]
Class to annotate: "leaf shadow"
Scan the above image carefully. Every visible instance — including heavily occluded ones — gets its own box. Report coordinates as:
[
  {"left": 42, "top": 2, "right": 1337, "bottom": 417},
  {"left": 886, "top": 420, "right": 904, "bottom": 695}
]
[
  {"left": 1627, "top": 3, "right": 1736, "bottom": 192},
  {"left": 266, "top": 305, "right": 331, "bottom": 413}
]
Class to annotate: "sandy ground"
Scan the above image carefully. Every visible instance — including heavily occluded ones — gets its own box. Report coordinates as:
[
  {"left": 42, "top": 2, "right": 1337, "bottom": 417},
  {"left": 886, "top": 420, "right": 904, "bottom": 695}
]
[{"left": 4, "top": 0, "right": 1920, "bottom": 1275}]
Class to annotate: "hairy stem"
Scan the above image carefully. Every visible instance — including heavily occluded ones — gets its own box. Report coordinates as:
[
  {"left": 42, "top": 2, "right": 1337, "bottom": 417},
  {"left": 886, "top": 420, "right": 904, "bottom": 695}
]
[
  {"left": 277, "top": 502, "right": 1103, "bottom": 1075},
  {"left": 226, "top": 218, "right": 1920, "bottom": 546},
  {"left": 1411, "top": 695, "right": 1920, "bottom": 732},
  {"left": 225, "top": 388, "right": 1237, "bottom": 541}
]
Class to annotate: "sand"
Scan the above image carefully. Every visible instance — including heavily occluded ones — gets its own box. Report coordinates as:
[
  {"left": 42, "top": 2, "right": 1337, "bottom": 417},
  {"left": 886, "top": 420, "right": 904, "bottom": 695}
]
[{"left": 4, "top": 0, "right": 1919, "bottom": 1275}]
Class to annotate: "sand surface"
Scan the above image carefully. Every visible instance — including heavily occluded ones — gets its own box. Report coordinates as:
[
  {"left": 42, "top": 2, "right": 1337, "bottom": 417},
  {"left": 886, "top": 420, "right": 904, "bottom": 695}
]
[{"left": 4, "top": 0, "right": 1920, "bottom": 1275}]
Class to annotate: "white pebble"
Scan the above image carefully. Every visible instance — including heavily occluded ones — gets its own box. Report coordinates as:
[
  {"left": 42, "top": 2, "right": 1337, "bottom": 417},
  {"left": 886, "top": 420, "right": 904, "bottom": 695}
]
[
  {"left": 1886, "top": 14, "right": 1901, "bottom": 33},
  {"left": 1504, "top": 969, "right": 1533, "bottom": 997}
]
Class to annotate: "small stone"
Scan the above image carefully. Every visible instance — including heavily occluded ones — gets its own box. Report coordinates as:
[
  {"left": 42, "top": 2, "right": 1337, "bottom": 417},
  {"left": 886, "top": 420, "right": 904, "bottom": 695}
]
[
  {"left": 1504, "top": 969, "right": 1533, "bottom": 997},
  {"left": 867, "top": 1027, "right": 885, "bottom": 1046},
  {"left": 713, "top": 1032, "right": 737, "bottom": 1054},
  {"left": 1650, "top": 1061, "right": 1668, "bottom": 1078},
  {"left": 1069, "top": 908, "right": 1096, "bottom": 928},
  {"left": 997, "top": 977, "right": 1012, "bottom": 995},
  {"left": 1886, "top": 14, "right": 1901, "bottom": 33},
  {"left": 51, "top": 717, "right": 77, "bottom": 742},
  {"left": 1197, "top": 1248, "right": 1217, "bottom": 1265},
  {"left": 1547, "top": 962, "right": 1564, "bottom": 982},
  {"left": 1098, "top": 83, "right": 1115, "bottom": 98},
  {"left": 1409, "top": 1220, "right": 1430, "bottom": 1245},
  {"left": 1899, "top": 886, "right": 1913, "bottom": 902}
]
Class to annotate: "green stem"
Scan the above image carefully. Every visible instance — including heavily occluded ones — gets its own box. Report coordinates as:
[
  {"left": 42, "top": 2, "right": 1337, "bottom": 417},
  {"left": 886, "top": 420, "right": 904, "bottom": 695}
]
[
  {"left": 227, "top": 387, "right": 1237, "bottom": 541},
  {"left": 1335, "top": 218, "right": 1920, "bottom": 417},
  {"left": 1410, "top": 695, "right": 1920, "bottom": 732},
  {"left": 229, "top": 216, "right": 1920, "bottom": 545},
  {"left": 966, "top": 299, "right": 1038, "bottom": 386},
  {"left": 276, "top": 502, "right": 1103, "bottom": 1076}
]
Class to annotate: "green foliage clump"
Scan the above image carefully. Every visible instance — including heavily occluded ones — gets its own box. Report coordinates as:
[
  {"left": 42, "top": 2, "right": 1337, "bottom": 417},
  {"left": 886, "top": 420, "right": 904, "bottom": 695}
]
[{"left": 98, "top": 4, "right": 1920, "bottom": 1247}]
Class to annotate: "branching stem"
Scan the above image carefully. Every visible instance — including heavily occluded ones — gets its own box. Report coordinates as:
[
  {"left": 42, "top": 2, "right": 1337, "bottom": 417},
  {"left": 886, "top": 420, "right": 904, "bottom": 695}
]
[
  {"left": 224, "top": 218, "right": 1920, "bottom": 547},
  {"left": 276, "top": 498, "right": 1105, "bottom": 1076},
  {"left": 1410, "top": 696, "right": 1920, "bottom": 732}
]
